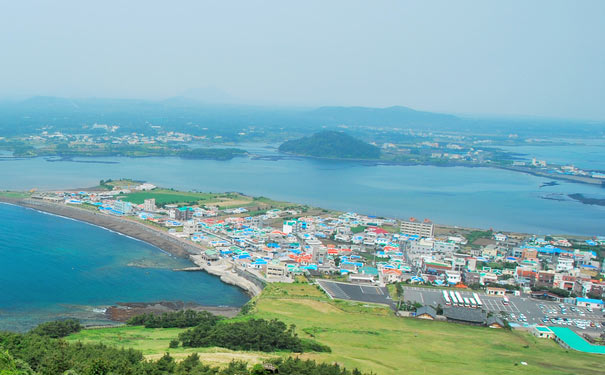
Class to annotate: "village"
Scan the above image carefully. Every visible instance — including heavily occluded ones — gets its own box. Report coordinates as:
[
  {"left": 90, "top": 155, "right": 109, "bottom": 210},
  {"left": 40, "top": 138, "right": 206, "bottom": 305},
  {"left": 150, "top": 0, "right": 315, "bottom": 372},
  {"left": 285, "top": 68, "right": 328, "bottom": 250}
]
[{"left": 27, "top": 180, "right": 605, "bottom": 354}]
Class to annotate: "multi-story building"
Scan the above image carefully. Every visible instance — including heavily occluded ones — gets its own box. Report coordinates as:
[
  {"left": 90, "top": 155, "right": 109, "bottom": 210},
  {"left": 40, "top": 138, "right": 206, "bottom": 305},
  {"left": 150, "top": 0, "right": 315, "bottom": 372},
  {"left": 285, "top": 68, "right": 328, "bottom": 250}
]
[
  {"left": 535, "top": 270, "right": 555, "bottom": 288},
  {"left": 433, "top": 240, "right": 457, "bottom": 254},
  {"left": 556, "top": 256, "right": 574, "bottom": 272},
  {"left": 409, "top": 238, "right": 434, "bottom": 255},
  {"left": 174, "top": 207, "right": 194, "bottom": 221},
  {"left": 143, "top": 198, "right": 156, "bottom": 212},
  {"left": 113, "top": 200, "right": 132, "bottom": 215},
  {"left": 400, "top": 218, "right": 434, "bottom": 237}
]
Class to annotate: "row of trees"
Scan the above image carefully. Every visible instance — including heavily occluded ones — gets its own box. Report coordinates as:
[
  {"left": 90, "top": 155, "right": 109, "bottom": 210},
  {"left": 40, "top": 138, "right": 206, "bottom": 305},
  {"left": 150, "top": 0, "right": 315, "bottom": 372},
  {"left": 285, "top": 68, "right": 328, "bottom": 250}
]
[{"left": 127, "top": 310, "right": 222, "bottom": 329}]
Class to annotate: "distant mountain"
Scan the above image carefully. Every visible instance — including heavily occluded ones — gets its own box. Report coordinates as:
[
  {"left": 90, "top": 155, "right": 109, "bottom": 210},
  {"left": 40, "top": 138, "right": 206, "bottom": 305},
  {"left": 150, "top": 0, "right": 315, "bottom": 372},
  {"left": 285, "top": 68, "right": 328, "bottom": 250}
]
[
  {"left": 304, "top": 105, "right": 459, "bottom": 127},
  {"left": 279, "top": 131, "right": 381, "bottom": 159},
  {"left": 1, "top": 96, "right": 604, "bottom": 138}
]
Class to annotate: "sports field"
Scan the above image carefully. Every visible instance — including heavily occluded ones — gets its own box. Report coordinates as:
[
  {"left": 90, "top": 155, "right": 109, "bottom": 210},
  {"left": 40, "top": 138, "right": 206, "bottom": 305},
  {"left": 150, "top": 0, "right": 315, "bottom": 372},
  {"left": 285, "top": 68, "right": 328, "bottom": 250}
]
[{"left": 67, "top": 283, "right": 605, "bottom": 375}]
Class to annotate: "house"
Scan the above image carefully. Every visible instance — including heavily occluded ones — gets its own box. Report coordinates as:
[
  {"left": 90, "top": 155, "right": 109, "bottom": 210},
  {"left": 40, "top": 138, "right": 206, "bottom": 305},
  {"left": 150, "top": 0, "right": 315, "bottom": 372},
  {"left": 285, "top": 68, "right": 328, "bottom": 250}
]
[
  {"left": 486, "top": 287, "right": 506, "bottom": 296},
  {"left": 201, "top": 250, "right": 219, "bottom": 262},
  {"left": 486, "top": 316, "right": 505, "bottom": 328},
  {"left": 531, "top": 325, "right": 554, "bottom": 339},
  {"left": 444, "top": 307, "right": 486, "bottom": 326},
  {"left": 414, "top": 306, "right": 437, "bottom": 320}
]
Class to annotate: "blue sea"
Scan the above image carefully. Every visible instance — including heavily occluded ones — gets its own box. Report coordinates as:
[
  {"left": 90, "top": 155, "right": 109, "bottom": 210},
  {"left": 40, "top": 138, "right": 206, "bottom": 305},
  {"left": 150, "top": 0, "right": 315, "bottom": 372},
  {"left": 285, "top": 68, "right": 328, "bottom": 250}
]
[{"left": 0, "top": 203, "right": 249, "bottom": 332}]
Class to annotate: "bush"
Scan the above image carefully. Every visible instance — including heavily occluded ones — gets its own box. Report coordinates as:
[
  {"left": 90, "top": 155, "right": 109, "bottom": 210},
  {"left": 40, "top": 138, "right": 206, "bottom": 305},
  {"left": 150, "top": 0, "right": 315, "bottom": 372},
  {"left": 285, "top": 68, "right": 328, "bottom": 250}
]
[
  {"left": 29, "top": 319, "right": 81, "bottom": 338},
  {"left": 169, "top": 340, "right": 179, "bottom": 349},
  {"left": 127, "top": 310, "right": 222, "bottom": 328},
  {"left": 179, "top": 318, "right": 329, "bottom": 353}
]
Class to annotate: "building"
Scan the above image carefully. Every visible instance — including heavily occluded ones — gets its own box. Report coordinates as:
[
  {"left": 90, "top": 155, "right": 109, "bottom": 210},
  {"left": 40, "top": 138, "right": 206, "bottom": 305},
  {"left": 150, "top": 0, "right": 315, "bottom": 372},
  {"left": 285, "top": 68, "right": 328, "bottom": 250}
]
[
  {"left": 535, "top": 270, "right": 555, "bottom": 288},
  {"left": 486, "top": 316, "right": 505, "bottom": 329},
  {"left": 113, "top": 200, "right": 132, "bottom": 215},
  {"left": 174, "top": 207, "right": 194, "bottom": 221},
  {"left": 183, "top": 220, "right": 200, "bottom": 235},
  {"left": 143, "top": 198, "right": 156, "bottom": 212},
  {"left": 486, "top": 287, "right": 506, "bottom": 296},
  {"left": 409, "top": 238, "right": 434, "bottom": 255},
  {"left": 414, "top": 306, "right": 437, "bottom": 320},
  {"left": 433, "top": 240, "right": 457, "bottom": 254},
  {"left": 400, "top": 218, "right": 434, "bottom": 237},
  {"left": 556, "top": 257, "right": 574, "bottom": 272},
  {"left": 445, "top": 270, "right": 461, "bottom": 285},
  {"left": 201, "top": 250, "right": 219, "bottom": 262},
  {"left": 266, "top": 264, "right": 287, "bottom": 279},
  {"left": 575, "top": 297, "right": 604, "bottom": 309},
  {"left": 531, "top": 326, "right": 554, "bottom": 339},
  {"left": 444, "top": 307, "right": 486, "bottom": 326}
]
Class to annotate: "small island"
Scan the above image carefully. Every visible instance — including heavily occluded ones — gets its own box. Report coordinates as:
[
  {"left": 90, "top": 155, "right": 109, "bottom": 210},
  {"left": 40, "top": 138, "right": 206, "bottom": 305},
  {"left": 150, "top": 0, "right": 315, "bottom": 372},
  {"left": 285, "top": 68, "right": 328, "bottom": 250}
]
[{"left": 278, "top": 130, "right": 381, "bottom": 160}]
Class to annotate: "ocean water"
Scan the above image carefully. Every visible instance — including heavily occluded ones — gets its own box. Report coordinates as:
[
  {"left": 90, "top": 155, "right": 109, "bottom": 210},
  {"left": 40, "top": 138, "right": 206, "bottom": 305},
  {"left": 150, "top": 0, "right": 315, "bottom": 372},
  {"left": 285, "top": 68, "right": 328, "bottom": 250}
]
[
  {"left": 0, "top": 203, "right": 249, "bottom": 332},
  {"left": 1, "top": 152, "right": 604, "bottom": 235},
  {"left": 499, "top": 141, "right": 605, "bottom": 170}
]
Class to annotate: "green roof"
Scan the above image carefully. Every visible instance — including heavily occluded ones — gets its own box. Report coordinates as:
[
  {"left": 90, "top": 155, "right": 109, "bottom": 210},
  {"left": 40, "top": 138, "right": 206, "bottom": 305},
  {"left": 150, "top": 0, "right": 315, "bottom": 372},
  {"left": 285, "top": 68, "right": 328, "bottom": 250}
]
[
  {"left": 535, "top": 326, "right": 552, "bottom": 333},
  {"left": 550, "top": 327, "right": 605, "bottom": 354}
]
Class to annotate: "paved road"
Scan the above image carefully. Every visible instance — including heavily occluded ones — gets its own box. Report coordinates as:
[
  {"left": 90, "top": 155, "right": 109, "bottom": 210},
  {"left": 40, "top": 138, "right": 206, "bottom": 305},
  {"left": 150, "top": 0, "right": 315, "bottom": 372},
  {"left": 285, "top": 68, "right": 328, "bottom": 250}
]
[{"left": 402, "top": 286, "right": 604, "bottom": 334}]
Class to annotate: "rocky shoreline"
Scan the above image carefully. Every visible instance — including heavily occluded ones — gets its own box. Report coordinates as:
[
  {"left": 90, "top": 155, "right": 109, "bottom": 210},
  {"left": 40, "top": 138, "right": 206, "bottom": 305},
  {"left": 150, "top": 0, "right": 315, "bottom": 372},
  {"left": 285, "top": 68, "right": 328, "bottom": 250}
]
[
  {"left": 0, "top": 197, "right": 263, "bottom": 320},
  {"left": 104, "top": 301, "right": 240, "bottom": 322}
]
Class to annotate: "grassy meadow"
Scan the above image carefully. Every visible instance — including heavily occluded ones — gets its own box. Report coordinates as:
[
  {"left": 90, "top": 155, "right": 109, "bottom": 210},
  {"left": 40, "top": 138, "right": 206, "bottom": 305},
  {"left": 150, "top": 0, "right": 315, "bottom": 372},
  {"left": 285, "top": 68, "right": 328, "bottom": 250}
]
[{"left": 66, "top": 283, "right": 605, "bottom": 375}]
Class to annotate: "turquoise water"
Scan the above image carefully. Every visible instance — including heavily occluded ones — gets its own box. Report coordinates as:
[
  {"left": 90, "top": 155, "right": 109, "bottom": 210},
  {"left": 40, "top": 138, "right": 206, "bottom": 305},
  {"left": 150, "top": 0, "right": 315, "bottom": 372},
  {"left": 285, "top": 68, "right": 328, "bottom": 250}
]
[
  {"left": 1, "top": 153, "right": 604, "bottom": 235},
  {"left": 0, "top": 203, "right": 249, "bottom": 332}
]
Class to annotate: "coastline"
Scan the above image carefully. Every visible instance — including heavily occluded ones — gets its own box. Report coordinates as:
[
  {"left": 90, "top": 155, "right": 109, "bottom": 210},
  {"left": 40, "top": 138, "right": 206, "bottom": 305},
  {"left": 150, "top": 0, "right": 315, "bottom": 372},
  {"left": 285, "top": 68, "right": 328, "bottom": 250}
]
[{"left": 0, "top": 197, "right": 261, "bottom": 316}]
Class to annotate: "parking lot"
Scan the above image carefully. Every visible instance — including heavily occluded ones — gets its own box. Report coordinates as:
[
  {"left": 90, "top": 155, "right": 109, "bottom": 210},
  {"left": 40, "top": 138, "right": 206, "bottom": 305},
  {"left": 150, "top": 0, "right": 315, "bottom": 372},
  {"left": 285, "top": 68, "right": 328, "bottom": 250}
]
[
  {"left": 402, "top": 286, "right": 605, "bottom": 334},
  {"left": 318, "top": 280, "right": 396, "bottom": 309}
]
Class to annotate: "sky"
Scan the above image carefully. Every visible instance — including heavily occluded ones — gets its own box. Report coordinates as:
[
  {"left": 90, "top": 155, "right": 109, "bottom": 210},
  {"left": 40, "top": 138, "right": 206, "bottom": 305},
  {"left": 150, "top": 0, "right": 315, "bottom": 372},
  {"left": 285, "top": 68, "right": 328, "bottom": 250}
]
[{"left": 1, "top": 0, "right": 604, "bottom": 120}]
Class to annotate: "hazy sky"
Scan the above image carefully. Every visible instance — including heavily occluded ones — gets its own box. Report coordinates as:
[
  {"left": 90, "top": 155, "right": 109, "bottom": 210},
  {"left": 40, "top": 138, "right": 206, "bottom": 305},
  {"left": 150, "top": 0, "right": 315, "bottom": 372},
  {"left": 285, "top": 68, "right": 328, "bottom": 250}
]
[{"left": 1, "top": 1, "right": 604, "bottom": 119}]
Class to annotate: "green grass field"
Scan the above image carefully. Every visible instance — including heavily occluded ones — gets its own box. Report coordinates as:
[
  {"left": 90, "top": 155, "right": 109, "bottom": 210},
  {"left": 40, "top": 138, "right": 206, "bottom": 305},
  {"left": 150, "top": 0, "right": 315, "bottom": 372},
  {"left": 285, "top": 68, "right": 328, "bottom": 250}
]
[
  {"left": 67, "top": 283, "right": 605, "bottom": 375},
  {"left": 0, "top": 191, "right": 31, "bottom": 198},
  {"left": 120, "top": 189, "right": 216, "bottom": 206}
]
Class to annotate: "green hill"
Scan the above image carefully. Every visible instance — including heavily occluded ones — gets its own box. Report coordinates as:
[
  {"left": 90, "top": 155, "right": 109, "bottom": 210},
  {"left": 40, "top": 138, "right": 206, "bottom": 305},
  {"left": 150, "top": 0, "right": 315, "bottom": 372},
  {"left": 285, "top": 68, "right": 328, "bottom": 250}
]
[{"left": 278, "top": 131, "right": 381, "bottom": 159}]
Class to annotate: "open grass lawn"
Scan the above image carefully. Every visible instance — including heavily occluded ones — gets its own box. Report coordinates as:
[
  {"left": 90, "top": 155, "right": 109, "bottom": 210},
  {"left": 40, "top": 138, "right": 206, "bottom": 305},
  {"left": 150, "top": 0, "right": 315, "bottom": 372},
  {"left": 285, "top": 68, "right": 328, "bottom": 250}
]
[
  {"left": 67, "top": 283, "right": 604, "bottom": 375},
  {"left": 121, "top": 189, "right": 216, "bottom": 206},
  {"left": 0, "top": 191, "right": 31, "bottom": 198},
  {"left": 65, "top": 326, "right": 277, "bottom": 367}
]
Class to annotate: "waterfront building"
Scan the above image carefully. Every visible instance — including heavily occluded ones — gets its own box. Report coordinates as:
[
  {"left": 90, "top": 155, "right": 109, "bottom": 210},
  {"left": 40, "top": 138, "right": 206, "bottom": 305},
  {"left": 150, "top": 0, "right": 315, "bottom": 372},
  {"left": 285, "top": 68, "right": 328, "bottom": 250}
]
[
  {"left": 143, "top": 198, "right": 156, "bottom": 212},
  {"left": 113, "top": 200, "right": 132, "bottom": 215}
]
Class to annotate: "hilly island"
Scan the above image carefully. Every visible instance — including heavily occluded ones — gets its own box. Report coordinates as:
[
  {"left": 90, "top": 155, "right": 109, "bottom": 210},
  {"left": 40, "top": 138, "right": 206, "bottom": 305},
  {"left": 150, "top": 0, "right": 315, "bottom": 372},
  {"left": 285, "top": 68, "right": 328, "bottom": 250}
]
[{"left": 278, "top": 131, "right": 381, "bottom": 160}]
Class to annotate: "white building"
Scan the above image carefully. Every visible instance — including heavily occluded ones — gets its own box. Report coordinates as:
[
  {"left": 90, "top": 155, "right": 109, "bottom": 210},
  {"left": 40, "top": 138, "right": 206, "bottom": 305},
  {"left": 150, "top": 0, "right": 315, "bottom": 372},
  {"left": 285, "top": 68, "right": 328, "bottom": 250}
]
[
  {"left": 445, "top": 270, "right": 461, "bottom": 284},
  {"left": 143, "top": 198, "right": 156, "bottom": 212},
  {"left": 400, "top": 218, "right": 434, "bottom": 237},
  {"left": 113, "top": 200, "right": 132, "bottom": 215},
  {"left": 409, "top": 238, "right": 434, "bottom": 255},
  {"left": 556, "top": 257, "right": 574, "bottom": 272},
  {"left": 433, "top": 241, "right": 457, "bottom": 254}
]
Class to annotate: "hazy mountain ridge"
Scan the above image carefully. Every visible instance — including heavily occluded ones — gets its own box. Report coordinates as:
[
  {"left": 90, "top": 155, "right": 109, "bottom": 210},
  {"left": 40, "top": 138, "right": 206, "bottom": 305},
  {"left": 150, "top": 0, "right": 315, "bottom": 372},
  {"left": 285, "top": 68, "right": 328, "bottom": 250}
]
[{"left": 0, "top": 96, "right": 604, "bottom": 138}]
